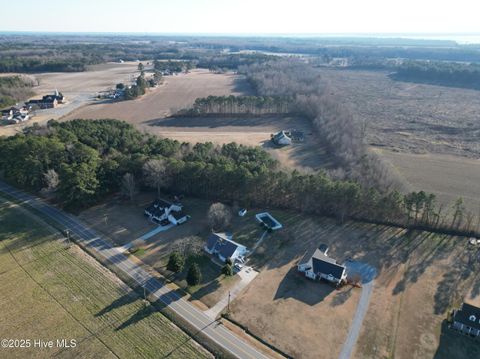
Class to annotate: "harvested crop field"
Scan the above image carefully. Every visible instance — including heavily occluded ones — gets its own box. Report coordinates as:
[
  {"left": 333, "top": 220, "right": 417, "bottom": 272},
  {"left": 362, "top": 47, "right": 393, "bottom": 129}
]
[
  {"left": 0, "top": 197, "right": 209, "bottom": 359},
  {"left": 320, "top": 68, "right": 480, "bottom": 158},
  {"left": 0, "top": 62, "right": 141, "bottom": 136},
  {"left": 64, "top": 69, "right": 250, "bottom": 124},
  {"left": 230, "top": 211, "right": 480, "bottom": 359},
  {"left": 377, "top": 149, "right": 480, "bottom": 213}
]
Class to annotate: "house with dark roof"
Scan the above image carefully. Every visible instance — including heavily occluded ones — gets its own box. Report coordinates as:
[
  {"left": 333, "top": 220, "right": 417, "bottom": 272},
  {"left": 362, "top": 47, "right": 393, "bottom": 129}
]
[
  {"left": 452, "top": 302, "right": 480, "bottom": 337},
  {"left": 144, "top": 198, "right": 186, "bottom": 225},
  {"left": 297, "top": 244, "right": 347, "bottom": 285},
  {"left": 271, "top": 130, "right": 292, "bottom": 146},
  {"left": 204, "top": 233, "right": 248, "bottom": 263}
]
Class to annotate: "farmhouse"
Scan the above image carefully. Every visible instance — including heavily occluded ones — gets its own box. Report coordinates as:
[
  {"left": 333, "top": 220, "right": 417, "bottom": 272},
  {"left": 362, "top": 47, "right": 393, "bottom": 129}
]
[
  {"left": 204, "top": 232, "right": 247, "bottom": 263},
  {"left": 144, "top": 198, "right": 187, "bottom": 225},
  {"left": 26, "top": 90, "right": 65, "bottom": 110},
  {"left": 272, "top": 130, "right": 292, "bottom": 146},
  {"left": 1, "top": 106, "right": 30, "bottom": 123},
  {"left": 297, "top": 244, "right": 347, "bottom": 285},
  {"left": 452, "top": 302, "right": 480, "bottom": 337},
  {"left": 256, "top": 212, "right": 282, "bottom": 230}
]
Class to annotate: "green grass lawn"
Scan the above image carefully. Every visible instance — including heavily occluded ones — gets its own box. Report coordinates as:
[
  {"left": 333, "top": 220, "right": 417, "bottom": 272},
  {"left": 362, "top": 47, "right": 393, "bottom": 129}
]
[{"left": 0, "top": 199, "right": 209, "bottom": 359}]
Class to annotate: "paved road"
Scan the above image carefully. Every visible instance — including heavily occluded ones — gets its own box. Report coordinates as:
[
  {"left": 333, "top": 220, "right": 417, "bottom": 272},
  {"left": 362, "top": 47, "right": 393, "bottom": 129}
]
[
  {"left": 0, "top": 181, "right": 270, "bottom": 359},
  {"left": 338, "top": 261, "right": 377, "bottom": 359}
]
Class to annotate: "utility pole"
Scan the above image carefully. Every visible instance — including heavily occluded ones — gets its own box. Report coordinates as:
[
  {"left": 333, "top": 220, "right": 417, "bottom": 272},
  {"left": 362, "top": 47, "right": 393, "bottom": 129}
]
[
  {"left": 65, "top": 229, "right": 71, "bottom": 248},
  {"left": 227, "top": 291, "right": 231, "bottom": 314}
]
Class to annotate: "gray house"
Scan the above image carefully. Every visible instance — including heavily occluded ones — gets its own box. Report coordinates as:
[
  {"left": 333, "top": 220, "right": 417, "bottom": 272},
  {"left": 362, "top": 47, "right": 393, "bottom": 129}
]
[
  {"left": 452, "top": 302, "right": 480, "bottom": 337},
  {"left": 204, "top": 233, "right": 247, "bottom": 263},
  {"left": 297, "top": 244, "right": 347, "bottom": 285}
]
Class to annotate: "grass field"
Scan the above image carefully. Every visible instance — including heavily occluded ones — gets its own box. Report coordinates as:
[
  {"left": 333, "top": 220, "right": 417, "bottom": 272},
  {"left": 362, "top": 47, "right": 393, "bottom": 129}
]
[
  {"left": 376, "top": 149, "right": 480, "bottom": 214},
  {"left": 0, "top": 62, "right": 141, "bottom": 136},
  {"left": 319, "top": 68, "right": 480, "bottom": 158},
  {"left": 0, "top": 198, "right": 210, "bottom": 359},
  {"left": 63, "top": 69, "right": 250, "bottom": 125},
  {"left": 229, "top": 211, "right": 480, "bottom": 359}
]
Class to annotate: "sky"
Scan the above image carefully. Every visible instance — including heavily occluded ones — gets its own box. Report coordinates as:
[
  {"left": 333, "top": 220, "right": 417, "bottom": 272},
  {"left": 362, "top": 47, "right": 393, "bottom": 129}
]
[{"left": 1, "top": 0, "right": 479, "bottom": 35}]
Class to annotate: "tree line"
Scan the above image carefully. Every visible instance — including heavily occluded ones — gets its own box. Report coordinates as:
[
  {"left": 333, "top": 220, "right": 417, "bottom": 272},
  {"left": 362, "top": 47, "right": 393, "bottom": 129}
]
[
  {"left": 0, "top": 119, "right": 478, "bottom": 236},
  {"left": 392, "top": 60, "right": 480, "bottom": 90},
  {"left": 239, "top": 59, "right": 401, "bottom": 192},
  {"left": 0, "top": 76, "right": 35, "bottom": 108},
  {"left": 181, "top": 95, "right": 293, "bottom": 116}
]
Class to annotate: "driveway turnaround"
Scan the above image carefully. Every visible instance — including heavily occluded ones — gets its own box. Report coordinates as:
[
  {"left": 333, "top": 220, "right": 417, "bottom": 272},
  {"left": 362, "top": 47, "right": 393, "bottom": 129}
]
[
  {"left": 0, "top": 181, "right": 270, "bottom": 359},
  {"left": 338, "top": 261, "right": 377, "bottom": 359}
]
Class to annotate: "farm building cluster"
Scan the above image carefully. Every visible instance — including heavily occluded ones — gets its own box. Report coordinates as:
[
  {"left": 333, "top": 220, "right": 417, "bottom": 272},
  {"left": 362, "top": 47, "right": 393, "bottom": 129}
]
[
  {"left": 1, "top": 90, "right": 65, "bottom": 125},
  {"left": 144, "top": 199, "right": 190, "bottom": 226},
  {"left": 1, "top": 105, "right": 30, "bottom": 124}
]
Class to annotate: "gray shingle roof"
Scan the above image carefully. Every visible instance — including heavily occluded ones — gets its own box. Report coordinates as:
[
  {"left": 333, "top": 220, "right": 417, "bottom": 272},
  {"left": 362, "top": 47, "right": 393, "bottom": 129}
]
[
  {"left": 311, "top": 250, "right": 345, "bottom": 279},
  {"left": 454, "top": 303, "right": 480, "bottom": 330}
]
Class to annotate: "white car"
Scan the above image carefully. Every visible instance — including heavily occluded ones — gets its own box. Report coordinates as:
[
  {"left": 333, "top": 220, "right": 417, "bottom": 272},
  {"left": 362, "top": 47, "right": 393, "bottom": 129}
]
[{"left": 234, "top": 263, "right": 244, "bottom": 271}]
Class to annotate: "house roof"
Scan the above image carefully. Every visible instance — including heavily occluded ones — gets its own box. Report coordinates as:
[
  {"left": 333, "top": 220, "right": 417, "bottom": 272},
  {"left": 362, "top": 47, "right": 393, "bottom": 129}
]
[
  {"left": 153, "top": 199, "right": 173, "bottom": 209},
  {"left": 298, "top": 247, "right": 318, "bottom": 266},
  {"left": 206, "top": 233, "right": 244, "bottom": 260},
  {"left": 273, "top": 130, "right": 292, "bottom": 143},
  {"left": 170, "top": 211, "right": 187, "bottom": 220},
  {"left": 311, "top": 250, "right": 345, "bottom": 279},
  {"left": 454, "top": 303, "right": 480, "bottom": 330}
]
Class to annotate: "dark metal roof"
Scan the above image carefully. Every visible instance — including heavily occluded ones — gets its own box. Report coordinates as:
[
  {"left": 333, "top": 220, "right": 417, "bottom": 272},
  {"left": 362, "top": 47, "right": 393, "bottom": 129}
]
[
  {"left": 312, "top": 250, "right": 345, "bottom": 279},
  {"left": 170, "top": 211, "right": 187, "bottom": 220},
  {"left": 153, "top": 199, "right": 172, "bottom": 209},
  {"left": 454, "top": 303, "right": 480, "bottom": 330},
  {"left": 206, "top": 233, "right": 243, "bottom": 260}
]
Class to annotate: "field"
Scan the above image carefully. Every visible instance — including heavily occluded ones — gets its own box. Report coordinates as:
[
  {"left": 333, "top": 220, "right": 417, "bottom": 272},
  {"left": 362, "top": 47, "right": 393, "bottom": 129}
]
[
  {"left": 64, "top": 69, "right": 250, "bottom": 124},
  {"left": 0, "top": 62, "right": 141, "bottom": 136},
  {"left": 376, "top": 149, "right": 480, "bottom": 214},
  {"left": 74, "top": 191, "right": 480, "bottom": 359},
  {"left": 229, "top": 211, "right": 480, "bottom": 359},
  {"left": 320, "top": 68, "right": 480, "bottom": 212},
  {"left": 0, "top": 197, "right": 210, "bottom": 359},
  {"left": 319, "top": 68, "right": 480, "bottom": 158}
]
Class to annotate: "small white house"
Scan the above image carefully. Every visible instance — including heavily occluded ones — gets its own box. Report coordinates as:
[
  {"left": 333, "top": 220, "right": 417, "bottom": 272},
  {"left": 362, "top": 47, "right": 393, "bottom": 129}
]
[
  {"left": 205, "top": 233, "right": 248, "bottom": 263},
  {"left": 298, "top": 244, "right": 346, "bottom": 285}
]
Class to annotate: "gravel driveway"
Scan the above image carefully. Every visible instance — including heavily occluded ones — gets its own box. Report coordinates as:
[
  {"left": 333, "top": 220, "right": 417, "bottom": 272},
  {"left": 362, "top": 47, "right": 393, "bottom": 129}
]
[{"left": 338, "top": 260, "right": 377, "bottom": 359}]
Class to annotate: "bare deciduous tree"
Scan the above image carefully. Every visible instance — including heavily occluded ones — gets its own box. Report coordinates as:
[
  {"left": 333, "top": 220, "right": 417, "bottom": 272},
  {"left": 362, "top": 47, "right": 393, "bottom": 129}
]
[
  {"left": 42, "top": 169, "right": 59, "bottom": 193},
  {"left": 121, "top": 172, "right": 137, "bottom": 201},
  {"left": 207, "top": 203, "right": 232, "bottom": 231},
  {"left": 143, "top": 159, "right": 167, "bottom": 196}
]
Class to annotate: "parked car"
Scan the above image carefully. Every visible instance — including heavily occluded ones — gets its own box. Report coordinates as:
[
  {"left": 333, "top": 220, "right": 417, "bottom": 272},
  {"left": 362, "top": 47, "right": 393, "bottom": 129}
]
[{"left": 234, "top": 263, "right": 244, "bottom": 271}]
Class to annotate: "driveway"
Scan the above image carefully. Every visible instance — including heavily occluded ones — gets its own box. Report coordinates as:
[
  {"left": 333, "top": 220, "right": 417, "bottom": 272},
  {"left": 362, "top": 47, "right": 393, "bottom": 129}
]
[
  {"left": 205, "top": 266, "right": 258, "bottom": 319},
  {"left": 338, "top": 260, "right": 377, "bottom": 359}
]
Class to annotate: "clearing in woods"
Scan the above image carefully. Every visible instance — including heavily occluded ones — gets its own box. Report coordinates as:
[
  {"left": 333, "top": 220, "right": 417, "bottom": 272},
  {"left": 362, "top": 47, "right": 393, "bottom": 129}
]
[{"left": 0, "top": 197, "right": 210, "bottom": 359}]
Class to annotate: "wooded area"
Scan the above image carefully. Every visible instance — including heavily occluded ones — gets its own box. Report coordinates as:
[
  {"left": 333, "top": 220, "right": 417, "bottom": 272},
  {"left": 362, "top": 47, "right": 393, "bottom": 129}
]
[
  {"left": 183, "top": 95, "right": 293, "bottom": 115},
  {"left": 0, "top": 119, "right": 477, "bottom": 236},
  {"left": 392, "top": 60, "right": 480, "bottom": 89},
  {"left": 0, "top": 76, "right": 35, "bottom": 108}
]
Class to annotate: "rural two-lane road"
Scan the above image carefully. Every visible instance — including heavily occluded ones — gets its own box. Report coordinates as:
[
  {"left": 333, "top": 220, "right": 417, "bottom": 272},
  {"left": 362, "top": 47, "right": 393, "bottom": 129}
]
[{"left": 0, "top": 181, "right": 270, "bottom": 359}]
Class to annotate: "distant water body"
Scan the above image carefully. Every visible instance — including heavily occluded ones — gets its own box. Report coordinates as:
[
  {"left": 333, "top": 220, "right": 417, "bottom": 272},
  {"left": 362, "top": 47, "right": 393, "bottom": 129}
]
[{"left": 1, "top": 31, "right": 480, "bottom": 44}]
